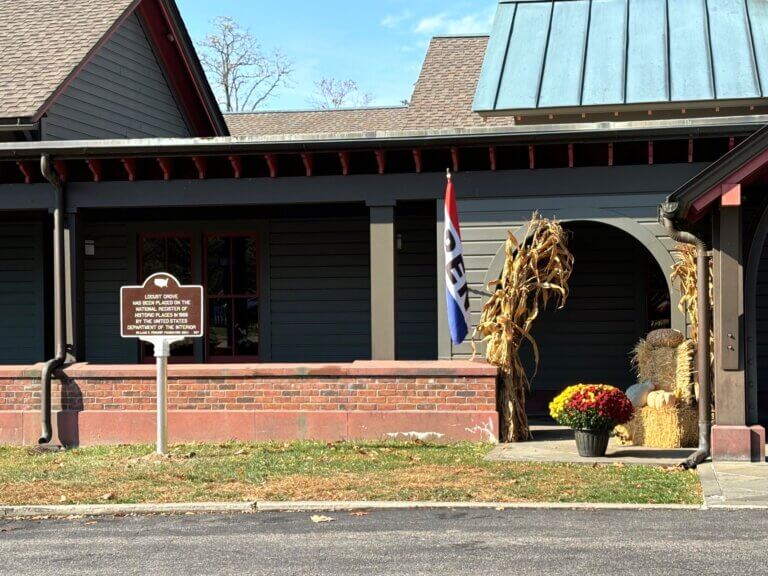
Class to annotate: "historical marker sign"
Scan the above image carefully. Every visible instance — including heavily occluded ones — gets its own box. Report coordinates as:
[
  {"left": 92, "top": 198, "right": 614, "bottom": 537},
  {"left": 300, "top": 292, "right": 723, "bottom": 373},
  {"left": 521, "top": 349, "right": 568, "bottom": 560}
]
[
  {"left": 120, "top": 272, "right": 204, "bottom": 455},
  {"left": 121, "top": 272, "right": 204, "bottom": 339}
]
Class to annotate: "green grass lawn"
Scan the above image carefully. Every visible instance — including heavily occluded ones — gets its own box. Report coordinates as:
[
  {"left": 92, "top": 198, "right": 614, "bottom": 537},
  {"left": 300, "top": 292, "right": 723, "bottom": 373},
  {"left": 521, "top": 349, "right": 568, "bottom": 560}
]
[{"left": 0, "top": 442, "right": 701, "bottom": 505}]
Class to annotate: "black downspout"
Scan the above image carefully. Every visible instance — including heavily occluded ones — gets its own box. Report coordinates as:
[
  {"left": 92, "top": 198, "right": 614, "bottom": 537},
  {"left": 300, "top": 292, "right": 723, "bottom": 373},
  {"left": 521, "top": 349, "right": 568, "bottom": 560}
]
[
  {"left": 661, "top": 206, "right": 711, "bottom": 469},
  {"left": 39, "top": 154, "right": 67, "bottom": 444}
]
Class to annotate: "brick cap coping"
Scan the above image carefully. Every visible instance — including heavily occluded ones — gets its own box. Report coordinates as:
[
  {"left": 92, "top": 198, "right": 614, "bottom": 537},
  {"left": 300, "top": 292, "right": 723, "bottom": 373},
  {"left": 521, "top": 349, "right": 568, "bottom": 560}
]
[{"left": 0, "top": 360, "right": 498, "bottom": 379}]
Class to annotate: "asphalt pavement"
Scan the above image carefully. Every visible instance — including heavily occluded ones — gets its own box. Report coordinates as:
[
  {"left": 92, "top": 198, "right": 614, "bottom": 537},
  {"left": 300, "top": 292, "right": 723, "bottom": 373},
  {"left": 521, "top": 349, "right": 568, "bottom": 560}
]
[{"left": 0, "top": 508, "right": 765, "bottom": 575}]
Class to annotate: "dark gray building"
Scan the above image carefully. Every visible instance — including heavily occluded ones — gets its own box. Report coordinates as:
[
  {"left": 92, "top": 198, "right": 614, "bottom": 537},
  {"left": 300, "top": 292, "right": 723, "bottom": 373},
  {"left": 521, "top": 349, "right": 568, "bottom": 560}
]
[{"left": 1, "top": 0, "right": 768, "bottom": 450}]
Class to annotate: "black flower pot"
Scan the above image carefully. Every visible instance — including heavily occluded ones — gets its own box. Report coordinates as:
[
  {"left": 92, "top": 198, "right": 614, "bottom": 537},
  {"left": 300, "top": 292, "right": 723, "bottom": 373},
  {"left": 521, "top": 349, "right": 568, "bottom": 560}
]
[{"left": 574, "top": 429, "right": 610, "bottom": 457}]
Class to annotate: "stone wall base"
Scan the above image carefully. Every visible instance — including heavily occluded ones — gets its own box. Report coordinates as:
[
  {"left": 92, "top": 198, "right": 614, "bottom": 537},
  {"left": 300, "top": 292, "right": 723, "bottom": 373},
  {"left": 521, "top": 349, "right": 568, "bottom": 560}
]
[{"left": 711, "top": 425, "right": 766, "bottom": 462}]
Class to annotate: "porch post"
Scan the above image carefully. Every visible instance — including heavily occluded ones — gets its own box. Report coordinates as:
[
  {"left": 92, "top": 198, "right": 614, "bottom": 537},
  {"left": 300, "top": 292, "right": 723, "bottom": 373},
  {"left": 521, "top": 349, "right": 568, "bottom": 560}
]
[
  {"left": 64, "top": 210, "right": 84, "bottom": 361},
  {"left": 712, "top": 204, "right": 766, "bottom": 461},
  {"left": 368, "top": 203, "right": 396, "bottom": 360}
]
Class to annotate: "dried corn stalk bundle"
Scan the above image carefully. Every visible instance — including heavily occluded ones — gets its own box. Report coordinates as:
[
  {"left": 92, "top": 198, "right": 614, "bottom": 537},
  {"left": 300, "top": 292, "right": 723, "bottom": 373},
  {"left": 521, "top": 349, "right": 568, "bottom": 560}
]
[
  {"left": 473, "top": 213, "right": 574, "bottom": 442},
  {"left": 670, "top": 243, "right": 713, "bottom": 345},
  {"left": 671, "top": 244, "right": 700, "bottom": 342},
  {"left": 675, "top": 339, "right": 696, "bottom": 405}
]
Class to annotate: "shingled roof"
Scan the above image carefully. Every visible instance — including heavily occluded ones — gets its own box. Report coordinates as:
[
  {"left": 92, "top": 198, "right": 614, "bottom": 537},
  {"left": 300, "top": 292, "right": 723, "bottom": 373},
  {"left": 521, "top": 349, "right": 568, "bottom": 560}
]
[
  {"left": 0, "top": 0, "right": 137, "bottom": 120},
  {"left": 226, "top": 36, "right": 516, "bottom": 138}
]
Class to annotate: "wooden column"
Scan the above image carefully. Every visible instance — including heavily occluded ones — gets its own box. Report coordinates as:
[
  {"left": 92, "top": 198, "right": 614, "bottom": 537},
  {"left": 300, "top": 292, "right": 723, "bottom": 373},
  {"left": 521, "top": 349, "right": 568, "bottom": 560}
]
[
  {"left": 712, "top": 205, "right": 746, "bottom": 425},
  {"left": 369, "top": 204, "right": 396, "bottom": 360},
  {"left": 711, "top": 204, "right": 765, "bottom": 462}
]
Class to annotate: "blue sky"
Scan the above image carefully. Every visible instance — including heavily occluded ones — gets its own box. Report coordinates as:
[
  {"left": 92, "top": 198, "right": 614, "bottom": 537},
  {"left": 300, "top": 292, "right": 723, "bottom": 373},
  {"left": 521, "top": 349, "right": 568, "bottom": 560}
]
[{"left": 177, "top": 1, "right": 497, "bottom": 111}]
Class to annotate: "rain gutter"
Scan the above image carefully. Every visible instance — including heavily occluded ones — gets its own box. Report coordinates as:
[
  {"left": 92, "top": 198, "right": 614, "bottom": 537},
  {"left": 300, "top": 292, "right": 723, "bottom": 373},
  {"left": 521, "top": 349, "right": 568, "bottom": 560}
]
[
  {"left": 38, "top": 154, "right": 67, "bottom": 444},
  {"left": 660, "top": 203, "right": 712, "bottom": 468}
]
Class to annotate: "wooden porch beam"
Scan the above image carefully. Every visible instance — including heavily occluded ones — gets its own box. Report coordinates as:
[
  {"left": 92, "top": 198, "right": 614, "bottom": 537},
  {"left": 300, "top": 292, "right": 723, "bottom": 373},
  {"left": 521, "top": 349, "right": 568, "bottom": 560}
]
[
  {"left": 156, "top": 157, "right": 172, "bottom": 181},
  {"left": 53, "top": 160, "right": 68, "bottom": 183},
  {"left": 688, "top": 139, "right": 694, "bottom": 163},
  {"left": 228, "top": 156, "right": 242, "bottom": 179},
  {"left": 301, "top": 153, "right": 314, "bottom": 177},
  {"left": 648, "top": 141, "right": 654, "bottom": 166},
  {"left": 412, "top": 149, "right": 422, "bottom": 174},
  {"left": 16, "top": 161, "right": 33, "bottom": 184},
  {"left": 121, "top": 158, "right": 137, "bottom": 182},
  {"left": 528, "top": 145, "right": 535, "bottom": 170},
  {"left": 489, "top": 146, "right": 497, "bottom": 171},
  {"left": 339, "top": 151, "right": 350, "bottom": 176},
  {"left": 568, "top": 144, "right": 574, "bottom": 168},
  {"left": 85, "top": 159, "right": 103, "bottom": 183},
  {"left": 375, "top": 150, "right": 386, "bottom": 175},
  {"left": 451, "top": 147, "right": 459, "bottom": 173},
  {"left": 192, "top": 156, "right": 207, "bottom": 180},
  {"left": 265, "top": 154, "right": 278, "bottom": 178},
  {"left": 608, "top": 143, "right": 614, "bottom": 167}
]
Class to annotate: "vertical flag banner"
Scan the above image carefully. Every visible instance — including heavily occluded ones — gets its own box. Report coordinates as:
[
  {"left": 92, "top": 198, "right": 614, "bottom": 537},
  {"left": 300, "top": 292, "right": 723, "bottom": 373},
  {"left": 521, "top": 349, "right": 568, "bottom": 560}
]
[{"left": 444, "top": 170, "right": 471, "bottom": 345}]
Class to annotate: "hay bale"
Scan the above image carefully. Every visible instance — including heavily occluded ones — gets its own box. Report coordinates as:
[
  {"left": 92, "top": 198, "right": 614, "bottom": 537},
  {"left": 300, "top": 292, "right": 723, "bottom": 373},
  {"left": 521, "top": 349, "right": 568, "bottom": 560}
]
[
  {"left": 675, "top": 339, "right": 696, "bottom": 405},
  {"left": 646, "top": 329, "right": 685, "bottom": 349},
  {"left": 632, "top": 340, "right": 677, "bottom": 392},
  {"left": 615, "top": 405, "right": 698, "bottom": 448}
]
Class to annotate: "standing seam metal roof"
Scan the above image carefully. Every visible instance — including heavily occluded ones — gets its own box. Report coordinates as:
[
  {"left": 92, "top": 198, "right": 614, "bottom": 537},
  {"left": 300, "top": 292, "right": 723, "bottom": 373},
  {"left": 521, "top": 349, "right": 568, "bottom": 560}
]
[{"left": 474, "top": 0, "right": 768, "bottom": 114}]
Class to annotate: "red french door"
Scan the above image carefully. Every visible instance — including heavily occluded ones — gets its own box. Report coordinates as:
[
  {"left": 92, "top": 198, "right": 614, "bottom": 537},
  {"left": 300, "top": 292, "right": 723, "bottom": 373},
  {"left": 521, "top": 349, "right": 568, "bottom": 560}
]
[{"left": 204, "top": 234, "right": 260, "bottom": 362}]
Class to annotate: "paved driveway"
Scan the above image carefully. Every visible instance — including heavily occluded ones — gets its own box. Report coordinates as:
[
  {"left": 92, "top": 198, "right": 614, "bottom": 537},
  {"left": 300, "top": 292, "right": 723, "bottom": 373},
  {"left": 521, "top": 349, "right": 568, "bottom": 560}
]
[{"left": 0, "top": 508, "right": 765, "bottom": 575}]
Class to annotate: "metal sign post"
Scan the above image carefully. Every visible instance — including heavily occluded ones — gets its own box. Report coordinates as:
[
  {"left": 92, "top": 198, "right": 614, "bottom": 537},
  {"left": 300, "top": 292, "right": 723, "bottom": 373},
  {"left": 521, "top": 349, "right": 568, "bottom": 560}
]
[{"left": 120, "top": 273, "right": 204, "bottom": 456}]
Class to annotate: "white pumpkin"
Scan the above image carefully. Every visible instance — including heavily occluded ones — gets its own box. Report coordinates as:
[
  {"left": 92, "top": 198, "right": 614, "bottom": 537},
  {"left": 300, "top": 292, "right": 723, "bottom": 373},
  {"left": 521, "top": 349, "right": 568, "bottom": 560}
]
[
  {"left": 647, "top": 390, "right": 677, "bottom": 409},
  {"left": 626, "top": 382, "right": 655, "bottom": 408}
]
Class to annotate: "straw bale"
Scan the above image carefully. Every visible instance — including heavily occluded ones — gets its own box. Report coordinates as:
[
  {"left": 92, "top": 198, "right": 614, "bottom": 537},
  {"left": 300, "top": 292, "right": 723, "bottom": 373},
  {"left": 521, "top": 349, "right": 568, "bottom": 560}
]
[
  {"left": 615, "top": 405, "right": 698, "bottom": 448},
  {"left": 646, "top": 329, "right": 685, "bottom": 349},
  {"left": 632, "top": 340, "right": 676, "bottom": 392}
]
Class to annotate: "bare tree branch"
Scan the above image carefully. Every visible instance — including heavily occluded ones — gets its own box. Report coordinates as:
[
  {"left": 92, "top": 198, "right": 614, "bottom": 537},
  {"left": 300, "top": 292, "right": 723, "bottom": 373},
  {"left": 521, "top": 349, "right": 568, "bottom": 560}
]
[
  {"left": 199, "top": 17, "right": 293, "bottom": 112},
  {"left": 308, "top": 78, "right": 374, "bottom": 110}
]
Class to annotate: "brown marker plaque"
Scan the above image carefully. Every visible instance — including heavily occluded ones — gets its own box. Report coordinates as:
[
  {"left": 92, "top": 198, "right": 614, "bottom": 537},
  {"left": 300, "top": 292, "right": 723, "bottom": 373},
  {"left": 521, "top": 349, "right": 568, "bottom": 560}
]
[{"left": 120, "top": 273, "right": 204, "bottom": 339}]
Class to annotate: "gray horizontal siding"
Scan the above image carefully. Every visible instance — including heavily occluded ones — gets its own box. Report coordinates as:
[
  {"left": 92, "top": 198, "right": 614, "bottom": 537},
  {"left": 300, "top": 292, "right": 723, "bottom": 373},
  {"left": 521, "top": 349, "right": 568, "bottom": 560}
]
[
  {"left": 269, "top": 217, "right": 371, "bottom": 362},
  {"left": 43, "top": 13, "right": 190, "bottom": 140},
  {"left": 83, "top": 222, "right": 135, "bottom": 363},
  {"left": 451, "top": 191, "right": 675, "bottom": 360},
  {"left": 396, "top": 203, "right": 437, "bottom": 360},
  {"left": 0, "top": 222, "right": 44, "bottom": 363}
]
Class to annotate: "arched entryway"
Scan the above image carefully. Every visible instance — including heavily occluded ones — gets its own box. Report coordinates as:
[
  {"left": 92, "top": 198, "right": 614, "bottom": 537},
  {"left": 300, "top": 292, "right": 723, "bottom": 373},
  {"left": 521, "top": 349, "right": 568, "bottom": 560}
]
[{"left": 485, "top": 219, "right": 674, "bottom": 415}]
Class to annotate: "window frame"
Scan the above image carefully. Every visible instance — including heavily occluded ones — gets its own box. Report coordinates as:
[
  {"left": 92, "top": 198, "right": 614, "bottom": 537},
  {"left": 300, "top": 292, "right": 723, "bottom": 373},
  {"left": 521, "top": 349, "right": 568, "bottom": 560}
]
[
  {"left": 203, "top": 232, "right": 261, "bottom": 363},
  {"left": 137, "top": 232, "right": 196, "bottom": 363}
]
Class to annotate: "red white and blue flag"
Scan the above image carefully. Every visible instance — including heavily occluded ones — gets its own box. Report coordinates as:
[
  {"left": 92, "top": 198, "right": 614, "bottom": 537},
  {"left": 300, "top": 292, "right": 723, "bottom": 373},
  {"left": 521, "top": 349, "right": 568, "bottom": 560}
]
[{"left": 444, "top": 171, "right": 471, "bottom": 345}]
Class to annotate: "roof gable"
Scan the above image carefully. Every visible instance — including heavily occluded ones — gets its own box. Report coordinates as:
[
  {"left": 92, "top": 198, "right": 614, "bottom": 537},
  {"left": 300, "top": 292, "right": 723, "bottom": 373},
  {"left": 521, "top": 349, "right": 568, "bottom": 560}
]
[
  {"left": 474, "top": 0, "right": 768, "bottom": 117},
  {"left": 0, "top": 0, "right": 136, "bottom": 120},
  {"left": 0, "top": 0, "right": 226, "bottom": 136}
]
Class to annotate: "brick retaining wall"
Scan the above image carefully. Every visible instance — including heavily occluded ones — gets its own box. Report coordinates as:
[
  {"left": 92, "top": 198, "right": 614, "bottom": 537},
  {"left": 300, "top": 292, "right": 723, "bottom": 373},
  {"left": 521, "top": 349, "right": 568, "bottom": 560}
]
[{"left": 0, "top": 361, "right": 499, "bottom": 446}]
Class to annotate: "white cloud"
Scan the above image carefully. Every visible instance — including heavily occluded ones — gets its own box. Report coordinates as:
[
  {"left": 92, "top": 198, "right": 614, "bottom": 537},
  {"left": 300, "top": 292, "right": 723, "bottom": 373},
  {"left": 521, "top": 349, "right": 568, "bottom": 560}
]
[
  {"left": 414, "top": 8, "right": 494, "bottom": 36},
  {"left": 381, "top": 9, "right": 414, "bottom": 29}
]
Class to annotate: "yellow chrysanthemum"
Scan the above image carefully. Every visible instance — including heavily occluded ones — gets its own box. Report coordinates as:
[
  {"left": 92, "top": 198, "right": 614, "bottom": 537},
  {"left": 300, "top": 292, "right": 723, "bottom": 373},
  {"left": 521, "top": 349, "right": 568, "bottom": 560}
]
[{"left": 548, "top": 384, "right": 620, "bottom": 420}]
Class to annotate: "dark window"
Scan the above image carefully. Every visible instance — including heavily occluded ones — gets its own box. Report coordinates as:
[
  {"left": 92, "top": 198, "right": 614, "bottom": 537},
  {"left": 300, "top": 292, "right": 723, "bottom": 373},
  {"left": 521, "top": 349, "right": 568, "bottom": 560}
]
[
  {"left": 139, "top": 234, "right": 195, "bottom": 360},
  {"left": 205, "top": 234, "right": 259, "bottom": 361}
]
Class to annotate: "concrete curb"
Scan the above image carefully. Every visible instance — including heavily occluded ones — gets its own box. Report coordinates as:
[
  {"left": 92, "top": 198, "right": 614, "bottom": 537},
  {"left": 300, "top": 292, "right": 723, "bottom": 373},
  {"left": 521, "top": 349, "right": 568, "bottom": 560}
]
[{"left": 0, "top": 500, "right": 707, "bottom": 518}]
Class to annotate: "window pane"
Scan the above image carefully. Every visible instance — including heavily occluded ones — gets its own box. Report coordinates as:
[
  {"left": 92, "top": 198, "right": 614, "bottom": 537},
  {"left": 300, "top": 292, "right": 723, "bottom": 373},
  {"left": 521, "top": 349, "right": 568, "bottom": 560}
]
[
  {"left": 232, "top": 237, "right": 259, "bottom": 295},
  {"left": 208, "top": 298, "right": 232, "bottom": 357},
  {"left": 206, "top": 237, "right": 230, "bottom": 295},
  {"left": 168, "top": 238, "right": 193, "bottom": 284},
  {"left": 234, "top": 298, "right": 259, "bottom": 357},
  {"left": 142, "top": 238, "right": 165, "bottom": 280}
]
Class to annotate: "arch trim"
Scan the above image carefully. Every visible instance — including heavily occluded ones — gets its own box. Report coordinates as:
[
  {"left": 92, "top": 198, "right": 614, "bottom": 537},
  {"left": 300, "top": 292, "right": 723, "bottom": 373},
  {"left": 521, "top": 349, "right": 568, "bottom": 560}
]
[{"left": 481, "top": 209, "right": 686, "bottom": 334}]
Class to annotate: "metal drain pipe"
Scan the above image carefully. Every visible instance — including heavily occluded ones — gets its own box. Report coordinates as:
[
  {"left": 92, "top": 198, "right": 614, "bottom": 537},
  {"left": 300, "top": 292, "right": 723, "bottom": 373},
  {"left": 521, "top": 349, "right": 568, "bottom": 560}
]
[
  {"left": 661, "top": 205, "right": 711, "bottom": 468},
  {"left": 39, "top": 154, "right": 67, "bottom": 444}
]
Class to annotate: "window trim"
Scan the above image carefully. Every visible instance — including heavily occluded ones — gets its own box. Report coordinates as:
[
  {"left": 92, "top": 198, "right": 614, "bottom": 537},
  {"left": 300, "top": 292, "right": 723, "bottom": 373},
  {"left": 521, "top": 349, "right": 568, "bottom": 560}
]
[
  {"left": 137, "top": 232, "right": 196, "bottom": 363},
  {"left": 203, "top": 232, "right": 261, "bottom": 363}
]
